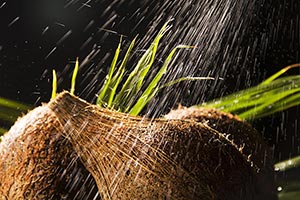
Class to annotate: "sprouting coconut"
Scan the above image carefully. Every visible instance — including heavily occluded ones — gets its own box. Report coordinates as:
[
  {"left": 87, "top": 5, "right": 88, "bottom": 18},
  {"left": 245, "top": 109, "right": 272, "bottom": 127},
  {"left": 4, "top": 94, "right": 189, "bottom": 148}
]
[
  {"left": 0, "top": 91, "right": 277, "bottom": 199},
  {"left": 1, "top": 21, "right": 297, "bottom": 200},
  {"left": 45, "top": 91, "right": 276, "bottom": 199}
]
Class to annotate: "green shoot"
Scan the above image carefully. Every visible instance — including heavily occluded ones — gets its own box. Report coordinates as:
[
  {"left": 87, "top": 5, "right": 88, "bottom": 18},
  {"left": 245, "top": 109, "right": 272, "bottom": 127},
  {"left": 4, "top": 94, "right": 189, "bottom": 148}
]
[
  {"left": 0, "top": 97, "right": 29, "bottom": 111},
  {"left": 278, "top": 185, "right": 300, "bottom": 200},
  {"left": 113, "top": 20, "right": 172, "bottom": 111},
  {"left": 0, "top": 105, "right": 25, "bottom": 122},
  {"left": 95, "top": 19, "right": 207, "bottom": 115},
  {"left": 97, "top": 37, "right": 122, "bottom": 107},
  {"left": 51, "top": 69, "right": 57, "bottom": 99},
  {"left": 0, "top": 127, "right": 8, "bottom": 135},
  {"left": 160, "top": 77, "right": 215, "bottom": 89},
  {"left": 70, "top": 57, "right": 79, "bottom": 95},
  {"left": 0, "top": 96, "right": 30, "bottom": 136},
  {"left": 261, "top": 63, "right": 300, "bottom": 85},
  {"left": 275, "top": 156, "right": 300, "bottom": 172},
  {"left": 201, "top": 64, "right": 300, "bottom": 120},
  {"left": 275, "top": 156, "right": 300, "bottom": 200},
  {"left": 107, "top": 36, "right": 137, "bottom": 108},
  {"left": 129, "top": 45, "right": 193, "bottom": 115}
]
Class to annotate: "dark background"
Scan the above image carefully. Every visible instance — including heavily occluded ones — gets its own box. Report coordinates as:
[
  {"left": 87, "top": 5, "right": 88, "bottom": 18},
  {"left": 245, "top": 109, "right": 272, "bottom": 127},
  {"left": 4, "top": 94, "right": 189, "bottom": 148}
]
[{"left": 0, "top": 0, "right": 299, "bottom": 165}]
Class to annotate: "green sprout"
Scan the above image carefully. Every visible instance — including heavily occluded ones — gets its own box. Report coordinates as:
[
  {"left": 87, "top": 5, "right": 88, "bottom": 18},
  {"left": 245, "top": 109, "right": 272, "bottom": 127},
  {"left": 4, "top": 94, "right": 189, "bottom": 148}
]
[
  {"left": 128, "top": 44, "right": 193, "bottom": 115},
  {"left": 98, "top": 21, "right": 173, "bottom": 112},
  {"left": 96, "top": 20, "right": 200, "bottom": 115},
  {"left": 70, "top": 57, "right": 79, "bottom": 95},
  {"left": 0, "top": 127, "right": 8, "bottom": 135},
  {"left": 201, "top": 64, "right": 300, "bottom": 120},
  {"left": 51, "top": 69, "right": 57, "bottom": 99},
  {"left": 275, "top": 156, "right": 300, "bottom": 172},
  {"left": 1, "top": 19, "right": 300, "bottom": 199},
  {"left": 0, "top": 96, "right": 30, "bottom": 111},
  {"left": 50, "top": 20, "right": 210, "bottom": 116},
  {"left": 275, "top": 156, "right": 300, "bottom": 200},
  {"left": 0, "top": 96, "right": 30, "bottom": 135},
  {"left": 96, "top": 36, "right": 124, "bottom": 107}
]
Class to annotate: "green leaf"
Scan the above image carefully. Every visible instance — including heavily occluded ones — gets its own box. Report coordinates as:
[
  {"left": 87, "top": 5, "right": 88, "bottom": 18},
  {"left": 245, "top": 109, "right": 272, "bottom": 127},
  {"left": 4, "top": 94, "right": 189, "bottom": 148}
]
[
  {"left": 51, "top": 69, "right": 57, "bottom": 99},
  {"left": 97, "top": 37, "right": 122, "bottom": 107},
  {"left": 279, "top": 190, "right": 300, "bottom": 200},
  {"left": 0, "top": 127, "right": 8, "bottom": 135},
  {"left": 0, "top": 106, "right": 23, "bottom": 122},
  {"left": 96, "top": 19, "right": 203, "bottom": 116},
  {"left": 135, "top": 22, "right": 171, "bottom": 90},
  {"left": 277, "top": 180, "right": 300, "bottom": 200},
  {"left": 70, "top": 57, "right": 79, "bottom": 95},
  {"left": 261, "top": 64, "right": 300, "bottom": 85},
  {"left": 107, "top": 36, "right": 137, "bottom": 108},
  {"left": 160, "top": 77, "right": 215, "bottom": 89},
  {"left": 202, "top": 66, "right": 300, "bottom": 120},
  {"left": 114, "top": 20, "right": 172, "bottom": 111},
  {"left": 238, "top": 87, "right": 300, "bottom": 119},
  {"left": 275, "top": 156, "right": 300, "bottom": 172},
  {"left": 129, "top": 45, "right": 192, "bottom": 115},
  {"left": 0, "top": 97, "right": 30, "bottom": 111}
]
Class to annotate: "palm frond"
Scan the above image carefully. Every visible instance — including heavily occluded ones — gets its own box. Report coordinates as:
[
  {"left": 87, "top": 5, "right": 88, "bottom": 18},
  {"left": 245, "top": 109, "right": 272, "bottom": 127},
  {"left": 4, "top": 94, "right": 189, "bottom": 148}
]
[{"left": 202, "top": 64, "right": 300, "bottom": 120}]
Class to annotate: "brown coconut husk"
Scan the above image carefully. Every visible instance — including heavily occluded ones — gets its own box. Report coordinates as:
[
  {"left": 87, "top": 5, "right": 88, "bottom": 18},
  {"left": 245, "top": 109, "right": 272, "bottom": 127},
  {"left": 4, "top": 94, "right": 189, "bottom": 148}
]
[
  {"left": 165, "top": 106, "right": 276, "bottom": 198},
  {"left": 45, "top": 92, "right": 276, "bottom": 199},
  {"left": 0, "top": 105, "right": 100, "bottom": 199},
  {"left": 0, "top": 91, "right": 277, "bottom": 199}
]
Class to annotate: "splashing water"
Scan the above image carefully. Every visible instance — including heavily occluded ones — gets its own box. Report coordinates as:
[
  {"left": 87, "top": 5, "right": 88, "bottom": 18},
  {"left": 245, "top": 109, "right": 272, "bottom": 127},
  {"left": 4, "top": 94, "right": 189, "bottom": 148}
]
[
  {"left": 73, "top": 0, "right": 262, "bottom": 117},
  {"left": 1, "top": 0, "right": 299, "bottom": 199}
]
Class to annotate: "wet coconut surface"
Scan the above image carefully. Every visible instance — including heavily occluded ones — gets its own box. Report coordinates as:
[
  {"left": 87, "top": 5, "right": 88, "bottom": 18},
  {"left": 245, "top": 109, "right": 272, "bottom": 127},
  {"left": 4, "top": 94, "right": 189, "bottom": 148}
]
[
  {"left": 0, "top": 92, "right": 277, "bottom": 199},
  {"left": 0, "top": 105, "right": 100, "bottom": 199}
]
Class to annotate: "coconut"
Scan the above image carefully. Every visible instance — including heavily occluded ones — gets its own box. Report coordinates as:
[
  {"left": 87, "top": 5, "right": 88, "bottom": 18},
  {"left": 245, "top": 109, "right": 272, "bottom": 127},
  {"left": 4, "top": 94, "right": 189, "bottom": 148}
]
[
  {"left": 0, "top": 91, "right": 277, "bottom": 199},
  {"left": 165, "top": 106, "right": 276, "bottom": 198},
  {"left": 45, "top": 92, "right": 277, "bottom": 199},
  {"left": 0, "top": 104, "right": 100, "bottom": 199}
]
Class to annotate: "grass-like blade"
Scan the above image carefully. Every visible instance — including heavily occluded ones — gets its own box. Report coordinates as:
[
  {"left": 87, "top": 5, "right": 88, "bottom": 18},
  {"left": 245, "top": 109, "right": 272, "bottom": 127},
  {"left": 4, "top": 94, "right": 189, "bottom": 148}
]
[
  {"left": 95, "top": 19, "right": 211, "bottom": 116},
  {"left": 135, "top": 21, "right": 171, "bottom": 90},
  {"left": 278, "top": 189, "right": 300, "bottom": 200},
  {"left": 257, "top": 92, "right": 300, "bottom": 118},
  {"left": 107, "top": 36, "right": 137, "bottom": 108},
  {"left": 203, "top": 76, "right": 299, "bottom": 112},
  {"left": 0, "top": 109, "right": 21, "bottom": 122},
  {"left": 114, "top": 20, "right": 172, "bottom": 111},
  {"left": 160, "top": 77, "right": 215, "bottom": 89},
  {"left": 275, "top": 156, "right": 300, "bottom": 172},
  {"left": 275, "top": 156, "right": 300, "bottom": 200},
  {"left": 261, "top": 64, "right": 300, "bottom": 85},
  {"left": 97, "top": 37, "right": 122, "bottom": 107},
  {"left": 202, "top": 65, "right": 300, "bottom": 120},
  {"left": 112, "top": 45, "right": 152, "bottom": 110},
  {"left": 129, "top": 45, "right": 191, "bottom": 115},
  {"left": 70, "top": 57, "right": 79, "bottom": 95},
  {"left": 218, "top": 78, "right": 300, "bottom": 113},
  {"left": 51, "top": 69, "right": 57, "bottom": 99},
  {"left": 0, "top": 127, "right": 8, "bottom": 135},
  {"left": 238, "top": 87, "right": 300, "bottom": 119},
  {"left": 0, "top": 97, "right": 29, "bottom": 111}
]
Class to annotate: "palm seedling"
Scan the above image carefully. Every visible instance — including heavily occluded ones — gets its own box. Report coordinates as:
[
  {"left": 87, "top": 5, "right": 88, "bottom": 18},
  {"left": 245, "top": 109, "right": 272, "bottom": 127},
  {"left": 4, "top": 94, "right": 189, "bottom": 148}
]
[{"left": 0, "top": 20, "right": 300, "bottom": 199}]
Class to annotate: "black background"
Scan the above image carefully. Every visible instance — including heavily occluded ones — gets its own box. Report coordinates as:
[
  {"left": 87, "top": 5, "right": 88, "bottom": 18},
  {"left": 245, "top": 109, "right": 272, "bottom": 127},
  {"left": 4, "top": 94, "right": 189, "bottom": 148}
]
[{"left": 0, "top": 0, "right": 300, "bottom": 164}]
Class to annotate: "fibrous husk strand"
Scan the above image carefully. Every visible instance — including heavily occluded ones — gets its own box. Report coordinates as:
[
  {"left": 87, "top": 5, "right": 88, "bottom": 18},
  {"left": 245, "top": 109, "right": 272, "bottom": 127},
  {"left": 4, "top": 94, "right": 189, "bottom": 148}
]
[
  {"left": 48, "top": 92, "right": 277, "bottom": 199},
  {"left": 0, "top": 105, "right": 100, "bottom": 200},
  {"left": 165, "top": 106, "right": 276, "bottom": 196}
]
